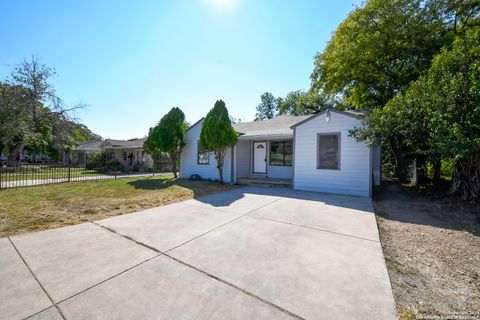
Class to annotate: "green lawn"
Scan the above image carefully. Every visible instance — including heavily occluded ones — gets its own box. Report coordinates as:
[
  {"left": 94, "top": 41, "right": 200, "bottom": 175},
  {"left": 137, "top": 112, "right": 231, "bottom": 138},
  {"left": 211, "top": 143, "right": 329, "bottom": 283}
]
[{"left": 0, "top": 174, "right": 237, "bottom": 237}]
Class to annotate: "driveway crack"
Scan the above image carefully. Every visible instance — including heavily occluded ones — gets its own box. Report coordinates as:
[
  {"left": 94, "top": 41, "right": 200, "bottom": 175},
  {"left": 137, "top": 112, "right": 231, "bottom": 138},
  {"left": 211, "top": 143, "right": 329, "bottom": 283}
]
[
  {"left": 55, "top": 253, "right": 162, "bottom": 306},
  {"left": 162, "top": 252, "right": 306, "bottom": 320},
  {"left": 165, "top": 197, "right": 282, "bottom": 253},
  {"left": 248, "top": 215, "right": 380, "bottom": 243},
  {"left": 94, "top": 222, "right": 161, "bottom": 253},
  {"left": 9, "top": 237, "right": 67, "bottom": 320},
  {"left": 90, "top": 197, "right": 305, "bottom": 319}
]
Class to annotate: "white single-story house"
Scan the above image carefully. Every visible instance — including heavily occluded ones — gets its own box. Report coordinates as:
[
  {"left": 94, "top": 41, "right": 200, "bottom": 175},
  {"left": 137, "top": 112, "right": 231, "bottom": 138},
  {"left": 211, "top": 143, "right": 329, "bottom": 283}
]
[
  {"left": 71, "top": 138, "right": 154, "bottom": 170},
  {"left": 180, "top": 109, "right": 381, "bottom": 197},
  {"left": 70, "top": 140, "right": 103, "bottom": 165},
  {"left": 101, "top": 138, "right": 154, "bottom": 169}
]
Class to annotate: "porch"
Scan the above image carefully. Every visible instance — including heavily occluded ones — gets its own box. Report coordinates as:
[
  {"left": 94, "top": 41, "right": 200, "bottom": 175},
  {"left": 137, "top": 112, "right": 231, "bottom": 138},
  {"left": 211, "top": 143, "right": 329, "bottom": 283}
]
[
  {"left": 236, "top": 177, "right": 292, "bottom": 188},
  {"left": 104, "top": 147, "right": 153, "bottom": 170},
  {"left": 234, "top": 138, "right": 293, "bottom": 186}
]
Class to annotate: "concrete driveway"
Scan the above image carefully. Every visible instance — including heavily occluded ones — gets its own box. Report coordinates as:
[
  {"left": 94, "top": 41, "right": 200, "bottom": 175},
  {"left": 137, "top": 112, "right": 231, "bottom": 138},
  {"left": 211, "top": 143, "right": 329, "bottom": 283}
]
[{"left": 1, "top": 187, "right": 397, "bottom": 320}]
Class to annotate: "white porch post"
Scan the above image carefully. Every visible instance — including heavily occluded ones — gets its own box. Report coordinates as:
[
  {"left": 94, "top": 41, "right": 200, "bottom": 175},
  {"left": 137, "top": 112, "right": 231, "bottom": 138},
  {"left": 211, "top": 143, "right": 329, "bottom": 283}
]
[{"left": 232, "top": 144, "right": 237, "bottom": 184}]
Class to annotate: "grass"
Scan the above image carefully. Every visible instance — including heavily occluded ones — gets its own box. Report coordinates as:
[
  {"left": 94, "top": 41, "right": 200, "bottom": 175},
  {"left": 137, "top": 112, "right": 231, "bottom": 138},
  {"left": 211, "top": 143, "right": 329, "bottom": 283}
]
[
  {"left": 384, "top": 255, "right": 417, "bottom": 276},
  {"left": 0, "top": 174, "right": 237, "bottom": 237},
  {"left": 396, "top": 307, "right": 417, "bottom": 320}
]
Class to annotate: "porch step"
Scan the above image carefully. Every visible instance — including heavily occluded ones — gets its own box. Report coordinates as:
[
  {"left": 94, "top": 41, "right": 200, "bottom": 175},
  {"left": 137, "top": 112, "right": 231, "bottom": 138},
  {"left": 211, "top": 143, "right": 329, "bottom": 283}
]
[{"left": 236, "top": 177, "right": 292, "bottom": 188}]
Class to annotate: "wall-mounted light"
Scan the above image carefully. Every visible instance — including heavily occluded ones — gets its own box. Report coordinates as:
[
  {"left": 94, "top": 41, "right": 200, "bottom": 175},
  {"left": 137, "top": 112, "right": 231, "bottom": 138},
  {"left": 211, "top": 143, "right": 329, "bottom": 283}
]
[{"left": 325, "top": 109, "right": 331, "bottom": 122}]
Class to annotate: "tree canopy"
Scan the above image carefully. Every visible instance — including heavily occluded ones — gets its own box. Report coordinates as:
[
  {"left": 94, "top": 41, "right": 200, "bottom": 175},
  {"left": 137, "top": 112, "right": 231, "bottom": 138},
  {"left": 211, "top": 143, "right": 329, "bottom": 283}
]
[
  {"left": 309, "top": 0, "right": 480, "bottom": 194},
  {"left": 0, "top": 57, "right": 96, "bottom": 164},
  {"left": 313, "top": 0, "right": 479, "bottom": 199},
  {"left": 254, "top": 90, "right": 336, "bottom": 120},
  {"left": 0, "top": 83, "right": 31, "bottom": 155},
  {"left": 311, "top": 0, "right": 451, "bottom": 110},
  {"left": 277, "top": 90, "right": 336, "bottom": 116},
  {"left": 254, "top": 92, "right": 278, "bottom": 120},
  {"left": 144, "top": 107, "right": 187, "bottom": 178},
  {"left": 355, "top": 26, "right": 480, "bottom": 199},
  {"left": 200, "top": 100, "right": 237, "bottom": 183}
]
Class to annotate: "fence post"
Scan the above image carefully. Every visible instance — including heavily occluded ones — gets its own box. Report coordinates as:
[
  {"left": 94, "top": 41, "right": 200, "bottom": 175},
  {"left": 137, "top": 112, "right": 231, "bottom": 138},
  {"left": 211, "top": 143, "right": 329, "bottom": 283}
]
[
  {"left": 68, "top": 159, "right": 71, "bottom": 182},
  {"left": 114, "top": 160, "right": 117, "bottom": 179},
  {"left": 153, "top": 161, "right": 155, "bottom": 177},
  {"left": 0, "top": 165, "right": 2, "bottom": 190}
]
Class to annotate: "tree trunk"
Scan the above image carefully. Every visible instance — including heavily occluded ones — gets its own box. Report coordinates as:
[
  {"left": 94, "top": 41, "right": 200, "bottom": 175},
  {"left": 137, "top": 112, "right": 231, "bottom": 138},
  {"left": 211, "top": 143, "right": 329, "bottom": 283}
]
[
  {"left": 411, "top": 157, "right": 425, "bottom": 187},
  {"left": 170, "top": 153, "right": 178, "bottom": 178},
  {"left": 389, "top": 138, "right": 409, "bottom": 182},
  {"left": 433, "top": 156, "right": 442, "bottom": 184},
  {"left": 6, "top": 142, "right": 23, "bottom": 167},
  {"left": 7, "top": 153, "right": 15, "bottom": 167},
  {"left": 411, "top": 158, "right": 418, "bottom": 187},
  {"left": 215, "top": 150, "right": 224, "bottom": 184},
  {"left": 450, "top": 154, "right": 480, "bottom": 202},
  {"left": 397, "top": 158, "right": 410, "bottom": 183}
]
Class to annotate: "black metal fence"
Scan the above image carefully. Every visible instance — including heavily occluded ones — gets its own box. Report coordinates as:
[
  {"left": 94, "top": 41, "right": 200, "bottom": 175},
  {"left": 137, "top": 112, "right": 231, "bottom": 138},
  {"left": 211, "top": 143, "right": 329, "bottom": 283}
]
[{"left": 0, "top": 159, "right": 175, "bottom": 189}]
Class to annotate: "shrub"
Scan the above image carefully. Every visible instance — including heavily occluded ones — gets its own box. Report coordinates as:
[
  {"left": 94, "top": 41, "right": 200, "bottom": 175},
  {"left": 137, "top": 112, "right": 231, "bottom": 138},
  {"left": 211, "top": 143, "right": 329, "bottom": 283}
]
[
  {"left": 106, "top": 159, "right": 125, "bottom": 172},
  {"left": 86, "top": 151, "right": 106, "bottom": 170}
]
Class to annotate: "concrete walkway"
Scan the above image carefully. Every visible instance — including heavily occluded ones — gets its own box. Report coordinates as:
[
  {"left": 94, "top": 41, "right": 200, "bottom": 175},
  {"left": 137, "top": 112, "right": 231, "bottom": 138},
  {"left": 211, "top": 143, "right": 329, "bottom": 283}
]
[{"left": 0, "top": 187, "right": 397, "bottom": 320}]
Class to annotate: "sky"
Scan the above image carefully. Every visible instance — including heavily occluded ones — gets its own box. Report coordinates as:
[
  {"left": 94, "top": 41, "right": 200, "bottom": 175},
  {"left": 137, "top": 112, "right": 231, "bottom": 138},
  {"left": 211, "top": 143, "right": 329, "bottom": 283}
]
[{"left": 0, "top": 0, "right": 361, "bottom": 139}]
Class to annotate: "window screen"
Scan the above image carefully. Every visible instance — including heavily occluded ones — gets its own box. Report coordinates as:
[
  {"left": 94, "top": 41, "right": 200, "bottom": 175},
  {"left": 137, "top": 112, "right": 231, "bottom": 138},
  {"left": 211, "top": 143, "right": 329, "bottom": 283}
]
[{"left": 318, "top": 134, "right": 340, "bottom": 169}]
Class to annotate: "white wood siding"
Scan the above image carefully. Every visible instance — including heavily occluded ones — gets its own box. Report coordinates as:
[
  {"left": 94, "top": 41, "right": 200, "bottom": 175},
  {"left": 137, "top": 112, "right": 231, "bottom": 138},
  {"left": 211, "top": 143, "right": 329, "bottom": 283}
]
[
  {"left": 268, "top": 164, "right": 293, "bottom": 179},
  {"left": 235, "top": 140, "right": 250, "bottom": 178},
  {"left": 180, "top": 120, "right": 233, "bottom": 183},
  {"left": 293, "top": 112, "right": 371, "bottom": 197}
]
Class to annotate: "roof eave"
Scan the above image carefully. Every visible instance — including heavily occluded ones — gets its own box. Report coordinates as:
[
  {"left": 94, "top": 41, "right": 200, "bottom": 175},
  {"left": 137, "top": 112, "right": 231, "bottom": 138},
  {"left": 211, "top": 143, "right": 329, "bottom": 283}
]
[
  {"left": 238, "top": 133, "right": 294, "bottom": 141},
  {"left": 290, "top": 108, "right": 365, "bottom": 129},
  {"left": 104, "top": 145, "right": 143, "bottom": 149},
  {"left": 185, "top": 118, "right": 204, "bottom": 132}
]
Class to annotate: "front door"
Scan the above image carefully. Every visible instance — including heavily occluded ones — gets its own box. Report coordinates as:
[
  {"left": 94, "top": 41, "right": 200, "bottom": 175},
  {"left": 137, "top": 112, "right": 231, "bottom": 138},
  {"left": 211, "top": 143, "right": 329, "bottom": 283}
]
[{"left": 253, "top": 142, "right": 267, "bottom": 173}]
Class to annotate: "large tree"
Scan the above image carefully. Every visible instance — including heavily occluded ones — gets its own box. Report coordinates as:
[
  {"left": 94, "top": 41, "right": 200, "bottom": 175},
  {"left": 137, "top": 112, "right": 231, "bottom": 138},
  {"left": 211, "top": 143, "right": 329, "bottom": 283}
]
[
  {"left": 0, "top": 83, "right": 31, "bottom": 165},
  {"left": 254, "top": 90, "right": 336, "bottom": 120},
  {"left": 311, "top": 0, "right": 450, "bottom": 109},
  {"left": 355, "top": 26, "right": 480, "bottom": 199},
  {"left": 277, "top": 90, "right": 336, "bottom": 116},
  {"left": 70, "top": 123, "right": 102, "bottom": 143},
  {"left": 200, "top": 100, "right": 238, "bottom": 183},
  {"left": 254, "top": 92, "right": 278, "bottom": 120},
  {"left": 144, "top": 107, "right": 187, "bottom": 178},
  {"left": 311, "top": 0, "right": 456, "bottom": 181},
  {"left": 1, "top": 57, "right": 85, "bottom": 164}
]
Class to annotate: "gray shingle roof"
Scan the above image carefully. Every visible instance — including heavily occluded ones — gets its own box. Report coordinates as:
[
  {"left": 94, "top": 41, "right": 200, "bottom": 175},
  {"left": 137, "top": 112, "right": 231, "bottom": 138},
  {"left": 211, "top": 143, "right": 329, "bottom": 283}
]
[
  {"left": 233, "top": 115, "right": 310, "bottom": 138},
  {"left": 186, "top": 109, "right": 366, "bottom": 139},
  {"left": 102, "top": 138, "right": 146, "bottom": 148},
  {"left": 74, "top": 140, "right": 103, "bottom": 151}
]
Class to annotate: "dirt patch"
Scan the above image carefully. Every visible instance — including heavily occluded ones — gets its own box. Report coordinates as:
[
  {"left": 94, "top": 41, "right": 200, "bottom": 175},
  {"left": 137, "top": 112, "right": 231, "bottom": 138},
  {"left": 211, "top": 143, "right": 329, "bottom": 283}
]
[{"left": 373, "top": 182, "right": 480, "bottom": 319}]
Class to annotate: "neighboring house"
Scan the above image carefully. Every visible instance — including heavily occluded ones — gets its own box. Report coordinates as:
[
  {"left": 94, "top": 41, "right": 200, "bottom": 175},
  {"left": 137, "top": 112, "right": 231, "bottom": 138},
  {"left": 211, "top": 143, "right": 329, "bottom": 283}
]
[
  {"left": 100, "top": 138, "right": 154, "bottom": 169},
  {"left": 70, "top": 140, "right": 103, "bottom": 165},
  {"left": 71, "top": 138, "right": 154, "bottom": 170},
  {"left": 180, "top": 109, "right": 381, "bottom": 197}
]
